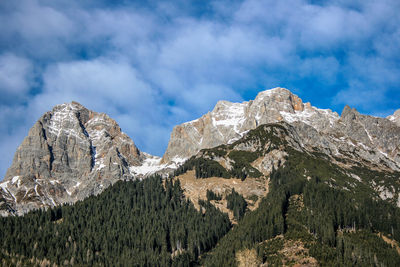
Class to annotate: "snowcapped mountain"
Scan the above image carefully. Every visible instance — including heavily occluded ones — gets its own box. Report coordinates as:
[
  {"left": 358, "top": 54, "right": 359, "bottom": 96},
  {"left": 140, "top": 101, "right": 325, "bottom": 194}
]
[
  {"left": 0, "top": 102, "right": 148, "bottom": 215},
  {"left": 2, "top": 87, "right": 400, "bottom": 215},
  {"left": 162, "top": 87, "right": 400, "bottom": 172},
  {"left": 161, "top": 88, "right": 335, "bottom": 162}
]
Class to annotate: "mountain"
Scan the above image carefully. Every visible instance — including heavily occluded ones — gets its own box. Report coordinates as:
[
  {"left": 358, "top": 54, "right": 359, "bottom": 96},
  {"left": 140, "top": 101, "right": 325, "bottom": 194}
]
[
  {"left": 173, "top": 122, "right": 400, "bottom": 266},
  {"left": 3, "top": 87, "right": 400, "bottom": 216},
  {"left": 0, "top": 102, "right": 149, "bottom": 215},
  {"left": 1, "top": 87, "right": 400, "bottom": 266},
  {"left": 1, "top": 122, "right": 400, "bottom": 266},
  {"left": 163, "top": 87, "right": 400, "bottom": 173}
]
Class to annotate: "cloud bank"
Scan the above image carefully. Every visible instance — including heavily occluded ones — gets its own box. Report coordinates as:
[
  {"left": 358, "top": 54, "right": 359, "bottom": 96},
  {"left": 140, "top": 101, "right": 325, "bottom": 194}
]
[{"left": 1, "top": 0, "right": 400, "bottom": 178}]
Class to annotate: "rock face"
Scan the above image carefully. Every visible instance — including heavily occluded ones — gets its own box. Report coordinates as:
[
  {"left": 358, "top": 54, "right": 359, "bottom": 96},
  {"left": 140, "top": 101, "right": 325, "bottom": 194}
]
[
  {"left": 388, "top": 109, "right": 400, "bottom": 127},
  {"left": 0, "top": 102, "right": 147, "bottom": 215},
  {"left": 162, "top": 87, "right": 400, "bottom": 172},
  {"left": 2, "top": 87, "right": 400, "bottom": 215}
]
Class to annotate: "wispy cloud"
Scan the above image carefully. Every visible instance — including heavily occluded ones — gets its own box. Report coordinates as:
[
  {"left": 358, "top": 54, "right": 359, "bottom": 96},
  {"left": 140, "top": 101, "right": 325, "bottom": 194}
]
[
  {"left": 0, "top": 53, "right": 33, "bottom": 104},
  {"left": 0, "top": 0, "right": 399, "bottom": 177}
]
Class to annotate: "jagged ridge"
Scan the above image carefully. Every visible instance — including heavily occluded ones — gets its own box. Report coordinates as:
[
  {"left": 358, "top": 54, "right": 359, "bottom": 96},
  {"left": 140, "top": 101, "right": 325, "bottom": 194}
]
[
  {"left": 163, "top": 87, "right": 400, "bottom": 173},
  {"left": 0, "top": 102, "right": 146, "bottom": 215},
  {"left": 2, "top": 87, "right": 400, "bottom": 215}
]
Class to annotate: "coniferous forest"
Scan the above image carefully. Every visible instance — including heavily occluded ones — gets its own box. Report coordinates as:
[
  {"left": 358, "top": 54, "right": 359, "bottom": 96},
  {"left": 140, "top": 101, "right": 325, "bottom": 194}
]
[
  {"left": 200, "top": 146, "right": 400, "bottom": 266},
  {"left": 2, "top": 124, "right": 400, "bottom": 266},
  {"left": 0, "top": 176, "right": 231, "bottom": 266}
]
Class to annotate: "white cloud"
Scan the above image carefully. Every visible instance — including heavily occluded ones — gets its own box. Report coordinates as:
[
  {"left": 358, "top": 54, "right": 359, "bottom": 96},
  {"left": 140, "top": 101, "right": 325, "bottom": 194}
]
[
  {"left": 181, "top": 83, "right": 243, "bottom": 113},
  {"left": 333, "top": 80, "right": 386, "bottom": 111},
  {"left": 298, "top": 56, "right": 340, "bottom": 83},
  {"left": 32, "top": 58, "right": 172, "bottom": 155},
  {"left": 0, "top": 53, "right": 33, "bottom": 103},
  {"left": 1, "top": 0, "right": 400, "bottom": 178},
  {"left": 41, "top": 58, "right": 154, "bottom": 109}
]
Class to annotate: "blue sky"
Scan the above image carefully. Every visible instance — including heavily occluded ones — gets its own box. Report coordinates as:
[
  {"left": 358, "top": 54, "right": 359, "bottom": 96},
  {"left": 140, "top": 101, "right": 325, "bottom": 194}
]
[{"left": 1, "top": 0, "right": 400, "bottom": 178}]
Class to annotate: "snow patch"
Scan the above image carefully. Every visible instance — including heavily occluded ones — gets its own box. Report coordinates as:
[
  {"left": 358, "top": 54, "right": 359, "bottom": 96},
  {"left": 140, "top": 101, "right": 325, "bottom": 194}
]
[
  {"left": 379, "top": 150, "right": 389, "bottom": 158},
  {"left": 66, "top": 181, "right": 82, "bottom": 195},
  {"left": 211, "top": 101, "right": 246, "bottom": 134},
  {"left": 47, "top": 104, "right": 84, "bottom": 139},
  {"left": 94, "top": 158, "right": 106, "bottom": 171},
  {"left": 11, "top": 176, "right": 20, "bottom": 184},
  {"left": 130, "top": 156, "right": 164, "bottom": 176},
  {"left": 130, "top": 155, "right": 186, "bottom": 177},
  {"left": 49, "top": 197, "right": 57, "bottom": 206},
  {"left": 34, "top": 185, "right": 40, "bottom": 196},
  {"left": 387, "top": 115, "right": 396, "bottom": 122},
  {"left": 49, "top": 180, "right": 59, "bottom": 185},
  {"left": 280, "top": 106, "right": 338, "bottom": 128},
  {"left": 186, "top": 118, "right": 200, "bottom": 124},
  {"left": 0, "top": 181, "right": 10, "bottom": 191},
  {"left": 86, "top": 116, "right": 108, "bottom": 126},
  {"left": 88, "top": 129, "right": 106, "bottom": 143},
  {"left": 350, "top": 173, "right": 362, "bottom": 182},
  {"left": 280, "top": 110, "right": 313, "bottom": 124},
  {"left": 365, "top": 129, "right": 374, "bottom": 142},
  {"left": 170, "top": 156, "right": 187, "bottom": 165},
  {"left": 0, "top": 182, "right": 17, "bottom": 203},
  {"left": 96, "top": 163, "right": 106, "bottom": 171},
  {"left": 9, "top": 191, "right": 17, "bottom": 202}
]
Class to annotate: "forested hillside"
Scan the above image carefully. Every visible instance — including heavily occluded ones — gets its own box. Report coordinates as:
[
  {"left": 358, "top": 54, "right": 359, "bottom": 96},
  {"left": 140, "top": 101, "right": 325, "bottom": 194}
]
[
  {"left": 197, "top": 128, "right": 400, "bottom": 266},
  {"left": 201, "top": 148, "right": 400, "bottom": 266},
  {"left": 2, "top": 123, "right": 400, "bottom": 266},
  {"left": 0, "top": 176, "right": 231, "bottom": 266}
]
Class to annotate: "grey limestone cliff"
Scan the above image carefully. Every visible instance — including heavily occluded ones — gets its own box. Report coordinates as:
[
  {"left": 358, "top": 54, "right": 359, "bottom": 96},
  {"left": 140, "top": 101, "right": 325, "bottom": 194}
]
[
  {"left": 2, "top": 88, "right": 400, "bottom": 215},
  {"left": 0, "top": 102, "right": 146, "bottom": 215},
  {"left": 161, "top": 88, "right": 400, "bottom": 172},
  {"left": 388, "top": 109, "right": 400, "bottom": 127}
]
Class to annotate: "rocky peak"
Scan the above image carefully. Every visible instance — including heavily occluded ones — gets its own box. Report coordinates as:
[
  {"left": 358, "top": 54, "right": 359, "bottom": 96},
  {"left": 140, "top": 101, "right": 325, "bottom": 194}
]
[
  {"left": 162, "top": 87, "right": 339, "bottom": 163},
  {"left": 161, "top": 87, "right": 400, "bottom": 172},
  {"left": 253, "top": 87, "right": 304, "bottom": 112},
  {"left": 3, "top": 88, "right": 400, "bottom": 216},
  {"left": 1, "top": 101, "right": 147, "bottom": 215},
  {"left": 387, "top": 109, "right": 400, "bottom": 127},
  {"left": 340, "top": 105, "right": 360, "bottom": 120}
]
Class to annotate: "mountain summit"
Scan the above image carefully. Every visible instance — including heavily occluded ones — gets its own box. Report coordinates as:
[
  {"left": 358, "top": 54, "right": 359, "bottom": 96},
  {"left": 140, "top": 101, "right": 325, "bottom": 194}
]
[
  {"left": 0, "top": 102, "right": 148, "bottom": 215},
  {"left": 161, "top": 87, "right": 332, "bottom": 162},
  {"left": 162, "top": 87, "right": 400, "bottom": 172},
  {"left": 2, "top": 87, "right": 400, "bottom": 215},
  {"left": 2, "top": 87, "right": 400, "bottom": 266}
]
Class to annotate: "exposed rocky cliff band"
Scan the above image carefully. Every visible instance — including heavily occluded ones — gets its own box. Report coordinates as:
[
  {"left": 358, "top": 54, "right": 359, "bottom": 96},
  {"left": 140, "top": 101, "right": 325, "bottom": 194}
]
[
  {"left": 162, "top": 87, "right": 400, "bottom": 172},
  {"left": 0, "top": 102, "right": 146, "bottom": 215},
  {"left": 2, "top": 87, "right": 400, "bottom": 215}
]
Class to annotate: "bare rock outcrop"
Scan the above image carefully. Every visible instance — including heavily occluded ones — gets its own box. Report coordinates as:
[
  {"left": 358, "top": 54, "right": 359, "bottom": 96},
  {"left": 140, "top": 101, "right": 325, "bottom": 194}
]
[
  {"left": 387, "top": 109, "right": 400, "bottom": 127},
  {"left": 0, "top": 102, "right": 147, "bottom": 215},
  {"left": 2, "top": 88, "right": 400, "bottom": 215},
  {"left": 162, "top": 88, "right": 400, "bottom": 171}
]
